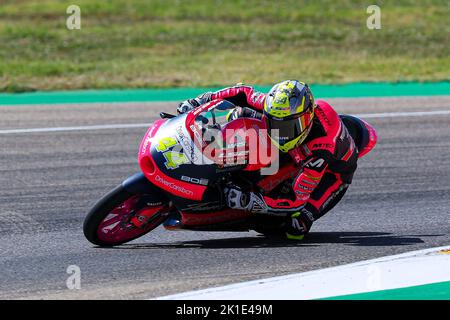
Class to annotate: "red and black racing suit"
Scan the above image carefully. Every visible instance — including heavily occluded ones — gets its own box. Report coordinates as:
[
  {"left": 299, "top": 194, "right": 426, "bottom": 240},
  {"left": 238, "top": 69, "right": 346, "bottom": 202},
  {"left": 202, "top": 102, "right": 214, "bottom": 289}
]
[{"left": 197, "top": 85, "right": 358, "bottom": 228}]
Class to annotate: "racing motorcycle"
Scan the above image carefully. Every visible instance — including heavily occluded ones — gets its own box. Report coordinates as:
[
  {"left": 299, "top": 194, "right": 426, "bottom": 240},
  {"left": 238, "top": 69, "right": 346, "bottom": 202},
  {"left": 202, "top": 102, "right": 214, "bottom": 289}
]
[{"left": 83, "top": 99, "right": 377, "bottom": 246}]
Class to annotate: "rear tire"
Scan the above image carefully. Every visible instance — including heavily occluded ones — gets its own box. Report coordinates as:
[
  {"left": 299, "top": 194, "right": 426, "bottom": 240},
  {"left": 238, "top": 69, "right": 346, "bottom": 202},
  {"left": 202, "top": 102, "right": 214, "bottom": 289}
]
[{"left": 83, "top": 184, "right": 168, "bottom": 246}]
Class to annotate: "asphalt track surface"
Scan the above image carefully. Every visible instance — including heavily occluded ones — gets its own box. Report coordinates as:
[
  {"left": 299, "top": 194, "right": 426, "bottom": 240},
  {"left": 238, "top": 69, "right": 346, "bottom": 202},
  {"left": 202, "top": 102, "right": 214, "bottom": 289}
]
[{"left": 1, "top": 96, "right": 449, "bottom": 299}]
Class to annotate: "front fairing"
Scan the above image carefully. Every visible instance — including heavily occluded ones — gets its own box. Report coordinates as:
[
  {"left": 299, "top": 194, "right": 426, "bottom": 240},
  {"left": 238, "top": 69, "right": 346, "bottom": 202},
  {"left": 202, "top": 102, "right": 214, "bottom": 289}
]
[
  {"left": 138, "top": 100, "right": 276, "bottom": 202},
  {"left": 139, "top": 113, "right": 230, "bottom": 201},
  {"left": 150, "top": 114, "right": 220, "bottom": 190}
]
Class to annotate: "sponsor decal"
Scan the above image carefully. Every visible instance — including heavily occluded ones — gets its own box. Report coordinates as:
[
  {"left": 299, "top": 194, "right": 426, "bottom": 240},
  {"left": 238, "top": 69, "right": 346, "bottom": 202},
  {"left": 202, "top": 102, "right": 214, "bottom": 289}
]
[
  {"left": 251, "top": 92, "right": 264, "bottom": 104},
  {"left": 300, "top": 207, "right": 315, "bottom": 222},
  {"left": 291, "top": 218, "right": 306, "bottom": 232},
  {"left": 296, "top": 184, "right": 314, "bottom": 191},
  {"left": 192, "top": 106, "right": 205, "bottom": 116},
  {"left": 181, "top": 175, "right": 209, "bottom": 186},
  {"left": 305, "top": 158, "right": 325, "bottom": 169},
  {"left": 186, "top": 201, "right": 222, "bottom": 212},
  {"left": 155, "top": 175, "right": 194, "bottom": 196},
  {"left": 250, "top": 194, "right": 268, "bottom": 213},
  {"left": 316, "top": 107, "right": 331, "bottom": 127},
  {"left": 321, "top": 196, "right": 334, "bottom": 211},
  {"left": 295, "top": 191, "right": 310, "bottom": 201},
  {"left": 215, "top": 164, "right": 244, "bottom": 172},
  {"left": 145, "top": 201, "right": 163, "bottom": 206},
  {"left": 190, "top": 124, "right": 205, "bottom": 148},
  {"left": 141, "top": 136, "right": 152, "bottom": 155},
  {"left": 176, "top": 125, "right": 198, "bottom": 162},
  {"left": 301, "top": 179, "right": 318, "bottom": 186},
  {"left": 320, "top": 185, "right": 346, "bottom": 211},
  {"left": 313, "top": 143, "right": 333, "bottom": 149}
]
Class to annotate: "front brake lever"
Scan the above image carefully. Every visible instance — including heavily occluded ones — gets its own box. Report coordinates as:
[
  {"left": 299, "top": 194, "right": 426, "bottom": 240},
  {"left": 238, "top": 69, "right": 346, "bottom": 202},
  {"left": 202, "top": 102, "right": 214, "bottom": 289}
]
[{"left": 160, "top": 112, "right": 176, "bottom": 119}]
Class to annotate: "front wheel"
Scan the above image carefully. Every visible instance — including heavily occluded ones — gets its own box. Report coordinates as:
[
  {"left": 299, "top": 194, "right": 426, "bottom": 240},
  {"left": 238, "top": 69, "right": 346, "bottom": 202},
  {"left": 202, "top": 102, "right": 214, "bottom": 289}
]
[{"left": 83, "top": 184, "right": 170, "bottom": 246}]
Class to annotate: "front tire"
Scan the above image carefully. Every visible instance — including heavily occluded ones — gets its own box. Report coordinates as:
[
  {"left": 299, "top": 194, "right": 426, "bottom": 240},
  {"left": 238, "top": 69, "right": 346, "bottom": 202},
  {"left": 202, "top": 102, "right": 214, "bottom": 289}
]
[{"left": 83, "top": 184, "right": 169, "bottom": 246}]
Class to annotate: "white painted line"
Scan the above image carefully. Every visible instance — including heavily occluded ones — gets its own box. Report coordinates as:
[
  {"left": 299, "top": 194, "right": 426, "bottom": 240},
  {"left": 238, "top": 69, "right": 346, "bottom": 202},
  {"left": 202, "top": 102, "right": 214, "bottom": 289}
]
[
  {"left": 1, "top": 110, "right": 449, "bottom": 135},
  {"left": 156, "top": 245, "right": 450, "bottom": 300},
  {"left": 0, "top": 123, "right": 151, "bottom": 134},
  {"left": 355, "top": 110, "right": 450, "bottom": 118}
]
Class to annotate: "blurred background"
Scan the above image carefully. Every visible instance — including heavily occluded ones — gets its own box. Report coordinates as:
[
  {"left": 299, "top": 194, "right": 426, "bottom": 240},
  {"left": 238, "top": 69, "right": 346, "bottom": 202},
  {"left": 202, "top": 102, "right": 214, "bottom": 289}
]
[{"left": 0, "top": 0, "right": 449, "bottom": 92}]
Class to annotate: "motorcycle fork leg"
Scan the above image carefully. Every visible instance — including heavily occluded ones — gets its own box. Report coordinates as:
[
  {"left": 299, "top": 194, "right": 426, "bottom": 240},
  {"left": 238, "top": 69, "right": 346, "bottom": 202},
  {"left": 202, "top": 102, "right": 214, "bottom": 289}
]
[{"left": 130, "top": 205, "right": 169, "bottom": 228}]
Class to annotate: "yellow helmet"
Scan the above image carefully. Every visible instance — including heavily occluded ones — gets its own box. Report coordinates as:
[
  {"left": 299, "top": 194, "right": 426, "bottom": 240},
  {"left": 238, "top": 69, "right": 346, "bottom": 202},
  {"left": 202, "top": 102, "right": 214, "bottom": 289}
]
[{"left": 263, "top": 80, "right": 315, "bottom": 152}]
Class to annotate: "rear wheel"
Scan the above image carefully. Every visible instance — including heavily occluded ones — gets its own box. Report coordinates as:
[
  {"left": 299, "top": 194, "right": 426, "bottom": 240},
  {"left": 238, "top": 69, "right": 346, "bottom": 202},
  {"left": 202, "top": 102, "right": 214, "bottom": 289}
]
[{"left": 83, "top": 184, "right": 170, "bottom": 246}]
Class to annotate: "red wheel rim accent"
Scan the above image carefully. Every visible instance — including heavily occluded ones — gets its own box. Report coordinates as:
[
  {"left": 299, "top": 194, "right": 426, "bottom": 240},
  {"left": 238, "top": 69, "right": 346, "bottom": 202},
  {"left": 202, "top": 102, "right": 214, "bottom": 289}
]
[{"left": 97, "top": 195, "right": 165, "bottom": 244}]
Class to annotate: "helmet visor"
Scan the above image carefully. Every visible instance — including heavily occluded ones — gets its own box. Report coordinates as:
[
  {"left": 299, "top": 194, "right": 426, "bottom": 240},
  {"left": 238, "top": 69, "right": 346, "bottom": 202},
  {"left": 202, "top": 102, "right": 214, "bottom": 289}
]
[{"left": 267, "top": 111, "right": 313, "bottom": 146}]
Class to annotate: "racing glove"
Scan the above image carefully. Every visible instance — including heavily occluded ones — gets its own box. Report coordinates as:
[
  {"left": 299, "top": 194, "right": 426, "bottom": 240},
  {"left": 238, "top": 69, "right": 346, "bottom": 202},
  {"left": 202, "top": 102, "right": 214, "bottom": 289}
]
[
  {"left": 177, "top": 92, "right": 212, "bottom": 114},
  {"left": 285, "top": 209, "right": 314, "bottom": 240},
  {"left": 224, "top": 186, "right": 268, "bottom": 213},
  {"left": 226, "top": 106, "right": 263, "bottom": 121}
]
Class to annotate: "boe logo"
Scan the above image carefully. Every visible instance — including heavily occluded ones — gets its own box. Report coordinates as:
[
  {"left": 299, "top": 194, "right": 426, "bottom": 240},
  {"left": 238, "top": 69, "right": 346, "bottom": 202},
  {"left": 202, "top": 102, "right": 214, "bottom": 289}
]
[
  {"left": 66, "top": 5, "right": 81, "bottom": 30},
  {"left": 66, "top": 265, "right": 81, "bottom": 290}
]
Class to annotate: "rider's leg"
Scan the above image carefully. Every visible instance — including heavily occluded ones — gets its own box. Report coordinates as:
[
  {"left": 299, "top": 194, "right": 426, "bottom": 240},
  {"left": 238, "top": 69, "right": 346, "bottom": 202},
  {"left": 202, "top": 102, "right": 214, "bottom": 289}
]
[
  {"left": 305, "top": 171, "right": 349, "bottom": 220},
  {"left": 285, "top": 171, "right": 350, "bottom": 239}
]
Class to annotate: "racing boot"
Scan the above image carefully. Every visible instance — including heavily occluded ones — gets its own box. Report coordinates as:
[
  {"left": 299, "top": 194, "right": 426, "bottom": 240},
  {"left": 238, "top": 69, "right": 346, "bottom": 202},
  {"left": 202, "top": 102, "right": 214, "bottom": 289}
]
[{"left": 285, "top": 209, "right": 314, "bottom": 240}]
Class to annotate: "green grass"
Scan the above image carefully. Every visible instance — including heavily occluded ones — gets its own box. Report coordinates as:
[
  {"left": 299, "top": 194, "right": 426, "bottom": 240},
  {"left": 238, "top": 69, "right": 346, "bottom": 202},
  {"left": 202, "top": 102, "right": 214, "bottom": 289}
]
[
  {"left": 0, "top": 0, "right": 449, "bottom": 92},
  {"left": 322, "top": 281, "right": 450, "bottom": 300}
]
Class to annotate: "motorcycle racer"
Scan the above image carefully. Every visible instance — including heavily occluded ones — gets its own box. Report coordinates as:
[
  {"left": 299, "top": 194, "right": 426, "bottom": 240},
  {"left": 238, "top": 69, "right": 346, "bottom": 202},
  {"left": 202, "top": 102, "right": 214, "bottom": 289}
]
[{"left": 178, "top": 80, "right": 358, "bottom": 240}]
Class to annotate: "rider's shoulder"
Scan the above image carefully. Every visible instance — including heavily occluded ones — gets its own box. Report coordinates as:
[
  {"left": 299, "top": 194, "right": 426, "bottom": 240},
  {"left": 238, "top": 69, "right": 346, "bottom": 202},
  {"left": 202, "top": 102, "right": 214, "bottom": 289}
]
[
  {"left": 314, "top": 99, "right": 338, "bottom": 118},
  {"left": 302, "top": 99, "right": 341, "bottom": 154},
  {"left": 313, "top": 99, "right": 340, "bottom": 132}
]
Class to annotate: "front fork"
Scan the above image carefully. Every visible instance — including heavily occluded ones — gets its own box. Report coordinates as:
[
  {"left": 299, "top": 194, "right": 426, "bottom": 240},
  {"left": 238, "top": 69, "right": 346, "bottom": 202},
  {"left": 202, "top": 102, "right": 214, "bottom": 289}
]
[
  {"left": 122, "top": 173, "right": 173, "bottom": 228},
  {"left": 130, "top": 204, "right": 172, "bottom": 228}
]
